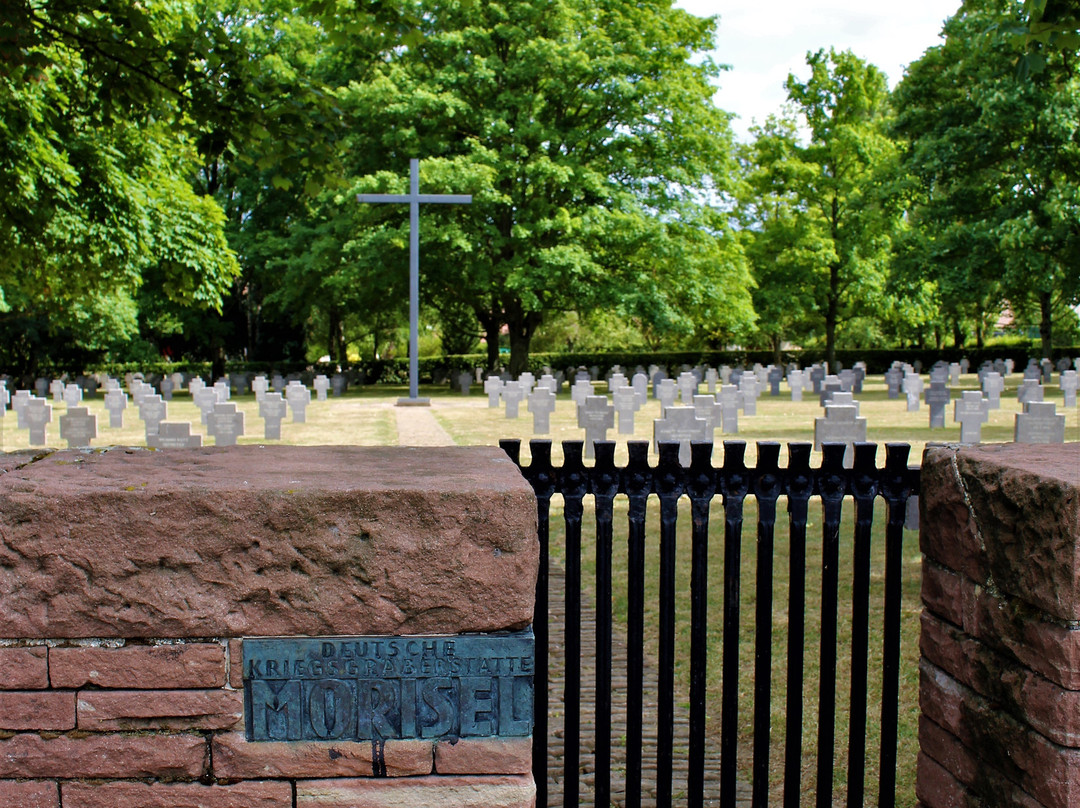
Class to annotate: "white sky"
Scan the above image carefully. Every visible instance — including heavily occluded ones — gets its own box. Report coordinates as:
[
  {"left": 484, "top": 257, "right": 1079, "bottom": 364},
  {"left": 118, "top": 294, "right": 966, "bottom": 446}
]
[{"left": 675, "top": 0, "right": 962, "bottom": 141}]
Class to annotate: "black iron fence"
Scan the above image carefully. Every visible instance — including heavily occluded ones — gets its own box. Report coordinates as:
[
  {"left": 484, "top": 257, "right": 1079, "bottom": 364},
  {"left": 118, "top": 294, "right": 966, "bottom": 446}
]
[{"left": 500, "top": 439, "right": 921, "bottom": 808}]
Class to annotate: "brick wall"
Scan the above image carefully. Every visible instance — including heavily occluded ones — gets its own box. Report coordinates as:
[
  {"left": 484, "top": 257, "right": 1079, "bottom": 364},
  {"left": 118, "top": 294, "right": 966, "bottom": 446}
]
[
  {"left": 919, "top": 443, "right": 1080, "bottom": 808},
  {"left": 0, "top": 446, "right": 539, "bottom": 808}
]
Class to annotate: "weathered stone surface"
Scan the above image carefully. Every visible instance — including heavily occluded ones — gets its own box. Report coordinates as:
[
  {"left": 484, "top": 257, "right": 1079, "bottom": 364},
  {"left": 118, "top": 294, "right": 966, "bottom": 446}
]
[
  {"left": 921, "top": 559, "right": 972, "bottom": 629},
  {"left": 0, "top": 646, "right": 47, "bottom": 689},
  {"left": 0, "top": 446, "right": 537, "bottom": 638},
  {"left": 435, "top": 737, "right": 533, "bottom": 775},
  {"left": 212, "top": 733, "right": 433, "bottom": 779},
  {"left": 920, "top": 447, "right": 988, "bottom": 584},
  {"left": 0, "top": 733, "right": 206, "bottom": 779},
  {"left": 0, "top": 779, "right": 58, "bottom": 808},
  {"left": 921, "top": 659, "right": 1080, "bottom": 808},
  {"left": 229, "top": 638, "right": 244, "bottom": 688},
  {"left": 925, "top": 443, "right": 1080, "bottom": 620},
  {"left": 0, "top": 691, "right": 75, "bottom": 730},
  {"left": 50, "top": 644, "right": 225, "bottom": 688},
  {"left": 919, "top": 723, "right": 1044, "bottom": 808},
  {"left": 922, "top": 611, "right": 1080, "bottom": 747},
  {"left": 295, "top": 775, "right": 536, "bottom": 808},
  {"left": 61, "top": 781, "right": 292, "bottom": 808},
  {"left": 77, "top": 688, "right": 242, "bottom": 731}
]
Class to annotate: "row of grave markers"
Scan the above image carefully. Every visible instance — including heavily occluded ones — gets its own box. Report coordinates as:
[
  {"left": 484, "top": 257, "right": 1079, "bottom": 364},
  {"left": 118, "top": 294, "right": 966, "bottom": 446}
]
[{"left": 0, "top": 374, "right": 328, "bottom": 449}]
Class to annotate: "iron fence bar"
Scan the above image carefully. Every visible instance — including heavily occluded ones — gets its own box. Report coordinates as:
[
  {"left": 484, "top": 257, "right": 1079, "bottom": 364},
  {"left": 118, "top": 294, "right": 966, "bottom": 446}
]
[
  {"left": 654, "top": 441, "right": 685, "bottom": 807},
  {"left": 720, "top": 441, "right": 749, "bottom": 806},
  {"left": 846, "top": 442, "right": 881, "bottom": 808},
  {"left": 751, "top": 442, "right": 782, "bottom": 808},
  {"left": 623, "top": 441, "right": 652, "bottom": 808},
  {"left": 783, "top": 443, "right": 815, "bottom": 808},
  {"left": 592, "top": 442, "right": 620, "bottom": 808},
  {"left": 878, "top": 443, "right": 917, "bottom": 808},
  {"left": 815, "top": 442, "right": 849, "bottom": 808},
  {"left": 687, "top": 442, "right": 717, "bottom": 808},
  {"left": 561, "top": 441, "right": 588, "bottom": 808}
]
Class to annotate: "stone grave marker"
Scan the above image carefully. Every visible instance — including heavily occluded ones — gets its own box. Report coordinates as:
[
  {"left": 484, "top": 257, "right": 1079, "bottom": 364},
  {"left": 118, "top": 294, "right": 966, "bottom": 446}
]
[
  {"left": 528, "top": 387, "right": 556, "bottom": 434},
  {"left": 819, "top": 376, "right": 843, "bottom": 407},
  {"left": 188, "top": 377, "right": 206, "bottom": 399},
  {"left": 768, "top": 367, "right": 784, "bottom": 396},
  {"left": 518, "top": 372, "right": 535, "bottom": 393},
  {"left": 1061, "top": 370, "right": 1078, "bottom": 408},
  {"left": 885, "top": 367, "right": 902, "bottom": 399},
  {"left": 949, "top": 363, "right": 961, "bottom": 386},
  {"left": 653, "top": 406, "right": 709, "bottom": 467},
  {"left": 651, "top": 369, "right": 668, "bottom": 399},
  {"left": 692, "top": 394, "right": 722, "bottom": 436},
  {"left": 913, "top": 359, "right": 923, "bottom": 374},
  {"left": 929, "top": 365, "right": 948, "bottom": 386},
  {"left": 34, "top": 378, "right": 48, "bottom": 397},
  {"left": 570, "top": 379, "right": 593, "bottom": 410},
  {"left": 502, "top": 381, "right": 525, "bottom": 419},
  {"left": 925, "top": 381, "right": 951, "bottom": 428},
  {"left": 982, "top": 372, "right": 1004, "bottom": 409},
  {"left": 104, "top": 389, "right": 128, "bottom": 428},
  {"left": 485, "top": 376, "right": 504, "bottom": 408},
  {"left": 788, "top": 369, "right": 806, "bottom": 402},
  {"left": 214, "top": 380, "right": 231, "bottom": 402},
  {"left": 578, "top": 395, "right": 615, "bottom": 459},
  {"left": 608, "top": 372, "right": 628, "bottom": 394},
  {"left": 62, "top": 383, "right": 82, "bottom": 409},
  {"left": 194, "top": 387, "right": 218, "bottom": 424},
  {"left": 1015, "top": 401, "right": 1065, "bottom": 444},
  {"left": 171, "top": 372, "right": 185, "bottom": 391},
  {"left": 1003, "top": 358, "right": 1014, "bottom": 375},
  {"left": 1041, "top": 359, "right": 1054, "bottom": 384},
  {"left": 538, "top": 374, "right": 558, "bottom": 395},
  {"left": 677, "top": 371, "right": 698, "bottom": 405},
  {"left": 259, "top": 393, "right": 288, "bottom": 439},
  {"left": 753, "top": 364, "right": 768, "bottom": 385},
  {"left": 251, "top": 375, "right": 269, "bottom": 402},
  {"left": 231, "top": 373, "right": 251, "bottom": 395},
  {"left": 589, "top": 365, "right": 600, "bottom": 381},
  {"left": 903, "top": 373, "right": 924, "bottom": 411},
  {"left": 314, "top": 375, "right": 331, "bottom": 401},
  {"left": 130, "top": 379, "right": 152, "bottom": 407},
  {"left": 59, "top": 406, "right": 97, "bottom": 448},
  {"left": 720, "top": 365, "right": 732, "bottom": 384},
  {"left": 829, "top": 392, "right": 859, "bottom": 412},
  {"left": 0, "top": 381, "right": 8, "bottom": 416},
  {"left": 838, "top": 369, "right": 856, "bottom": 392},
  {"left": 25, "top": 397, "right": 51, "bottom": 446},
  {"left": 457, "top": 372, "right": 473, "bottom": 395},
  {"left": 1023, "top": 360, "right": 1041, "bottom": 381},
  {"left": 139, "top": 394, "right": 167, "bottom": 437},
  {"left": 959, "top": 358, "right": 970, "bottom": 374},
  {"left": 718, "top": 385, "right": 740, "bottom": 434},
  {"left": 1017, "top": 379, "right": 1044, "bottom": 406},
  {"left": 49, "top": 379, "right": 64, "bottom": 403},
  {"left": 271, "top": 374, "right": 286, "bottom": 394},
  {"left": 852, "top": 365, "right": 866, "bottom": 393},
  {"left": 12, "top": 390, "right": 31, "bottom": 428},
  {"left": 705, "top": 367, "right": 719, "bottom": 394},
  {"left": 285, "top": 381, "right": 311, "bottom": 423},
  {"left": 613, "top": 385, "right": 640, "bottom": 435},
  {"left": 954, "top": 391, "right": 989, "bottom": 444},
  {"left": 739, "top": 376, "right": 760, "bottom": 416},
  {"left": 331, "top": 373, "right": 347, "bottom": 397},
  {"left": 159, "top": 377, "right": 174, "bottom": 401},
  {"left": 656, "top": 378, "right": 677, "bottom": 414},
  {"left": 207, "top": 402, "right": 245, "bottom": 446},
  {"left": 147, "top": 422, "right": 203, "bottom": 449},
  {"left": 813, "top": 403, "right": 867, "bottom": 467},
  {"left": 810, "top": 365, "right": 825, "bottom": 394},
  {"left": 632, "top": 372, "right": 648, "bottom": 406}
]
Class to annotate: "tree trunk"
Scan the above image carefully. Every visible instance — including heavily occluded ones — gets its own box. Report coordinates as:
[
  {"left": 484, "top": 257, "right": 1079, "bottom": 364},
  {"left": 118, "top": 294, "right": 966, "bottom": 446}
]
[
  {"left": 327, "top": 306, "right": 341, "bottom": 363},
  {"left": 1039, "top": 289, "right": 1053, "bottom": 358},
  {"left": 952, "top": 319, "right": 964, "bottom": 349},
  {"left": 975, "top": 316, "right": 984, "bottom": 350},
  {"left": 477, "top": 310, "right": 501, "bottom": 373},
  {"left": 825, "top": 263, "right": 839, "bottom": 372},
  {"left": 772, "top": 336, "right": 782, "bottom": 366},
  {"left": 507, "top": 308, "right": 542, "bottom": 378}
]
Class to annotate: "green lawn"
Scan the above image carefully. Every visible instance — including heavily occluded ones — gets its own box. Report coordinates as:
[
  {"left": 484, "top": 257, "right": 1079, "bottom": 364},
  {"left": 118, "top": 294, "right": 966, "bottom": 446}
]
[{"left": 3, "top": 372, "right": 1074, "bottom": 805}]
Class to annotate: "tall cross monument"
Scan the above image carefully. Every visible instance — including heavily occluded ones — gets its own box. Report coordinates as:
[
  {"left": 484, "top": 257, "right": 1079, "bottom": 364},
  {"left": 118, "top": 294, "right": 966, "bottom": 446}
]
[{"left": 357, "top": 158, "right": 472, "bottom": 405}]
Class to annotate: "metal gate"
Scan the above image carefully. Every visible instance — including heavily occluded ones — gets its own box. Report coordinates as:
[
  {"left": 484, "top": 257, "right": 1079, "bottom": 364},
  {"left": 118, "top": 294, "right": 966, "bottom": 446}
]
[{"left": 500, "top": 439, "right": 921, "bottom": 808}]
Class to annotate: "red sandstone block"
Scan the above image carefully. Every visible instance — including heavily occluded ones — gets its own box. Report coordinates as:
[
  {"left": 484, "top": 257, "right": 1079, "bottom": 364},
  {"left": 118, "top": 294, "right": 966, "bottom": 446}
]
[
  {"left": 50, "top": 644, "right": 225, "bottom": 689},
  {"left": 77, "top": 689, "right": 242, "bottom": 731},
  {"left": 229, "top": 638, "right": 244, "bottom": 688},
  {"left": 920, "top": 659, "right": 1080, "bottom": 808},
  {"left": 921, "top": 560, "right": 972, "bottom": 628},
  {"left": 967, "top": 585, "right": 1080, "bottom": 690},
  {"left": 919, "top": 715, "right": 977, "bottom": 788},
  {"left": 0, "top": 646, "right": 48, "bottom": 689},
  {"left": 296, "top": 775, "right": 536, "bottom": 808},
  {"left": 62, "top": 780, "right": 292, "bottom": 808},
  {"left": 0, "top": 691, "right": 75, "bottom": 730},
  {"left": 212, "top": 732, "right": 433, "bottom": 779},
  {"left": 922, "top": 611, "right": 1080, "bottom": 747},
  {"left": 435, "top": 737, "right": 533, "bottom": 774},
  {"left": 0, "top": 780, "right": 58, "bottom": 808},
  {"left": 919, "top": 448, "right": 988, "bottom": 584},
  {"left": 0, "top": 733, "right": 206, "bottom": 779},
  {"left": 915, "top": 752, "right": 967, "bottom": 808}
]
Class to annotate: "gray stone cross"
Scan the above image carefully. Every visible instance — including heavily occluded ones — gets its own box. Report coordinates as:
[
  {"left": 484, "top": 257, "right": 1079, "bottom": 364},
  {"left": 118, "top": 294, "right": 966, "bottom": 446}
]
[
  {"left": 139, "top": 394, "right": 167, "bottom": 437},
  {"left": 528, "top": 387, "right": 556, "bottom": 434},
  {"left": 25, "top": 397, "right": 52, "bottom": 446},
  {"left": 578, "top": 395, "right": 615, "bottom": 460},
  {"left": 59, "top": 406, "right": 97, "bottom": 448},
  {"left": 502, "top": 381, "right": 526, "bottom": 419},
  {"left": 314, "top": 375, "right": 331, "bottom": 401},
  {"left": 260, "top": 392, "right": 288, "bottom": 440},
  {"left": 207, "top": 402, "right": 245, "bottom": 446},
  {"left": 612, "top": 385, "right": 640, "bottom": 435},
  {"left": 147, "top": 422, "right": 203, "bottom": 449},
  {"left": 953, "top": 391, "right": 989, "bottom": 444},
  {"left": 925, "top": 382, "right": 951, "bottom": 428},
  {"left": 286, "top": 381, "right": 311, "bottom": 423},
  {"left": 982, "top": 372, "right": 1004, "bottom": 410},
  {"left": 653, "top": 406, "right": 709, "bottom": 467},
  {"left": 1015, "top": 401, "right": 1065, "bottom": 444},
  {"left": 1060, "top": 370, "right": 1077, "bottom": 408},
  {"left": 358, "top": 159, "right": 472, "bottom": 404}
]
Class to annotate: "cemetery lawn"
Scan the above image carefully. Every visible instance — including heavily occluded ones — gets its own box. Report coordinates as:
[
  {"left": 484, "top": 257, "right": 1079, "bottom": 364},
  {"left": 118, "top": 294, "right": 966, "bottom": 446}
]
[{"left": 4, "top": 372, "right": 1074, "bottom": 803}]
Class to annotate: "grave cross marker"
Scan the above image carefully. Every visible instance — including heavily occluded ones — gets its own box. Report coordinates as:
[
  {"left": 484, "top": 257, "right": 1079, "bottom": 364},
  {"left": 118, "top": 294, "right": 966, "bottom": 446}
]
[{"left": 358, "top": 159, "right": 472, "bottom": 405}]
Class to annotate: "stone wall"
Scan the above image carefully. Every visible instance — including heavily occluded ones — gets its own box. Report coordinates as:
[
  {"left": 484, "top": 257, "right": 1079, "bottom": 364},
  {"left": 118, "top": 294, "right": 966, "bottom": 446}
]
[
  {"left": 0, "top": 446, "right": 539, "bottom": 808},
  {"left": 919, "top": 443, "right": 1080, "bottom": 808}
]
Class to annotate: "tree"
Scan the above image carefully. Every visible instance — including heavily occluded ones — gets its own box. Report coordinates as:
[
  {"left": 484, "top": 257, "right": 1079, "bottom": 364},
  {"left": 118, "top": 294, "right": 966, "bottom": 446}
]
[
  {"left": 893, "top": 0, "right": 1080, "bottom": 357},
  {"left": 739, "top": 49, "right": 899, "bottom": 368},
  {"left": 336, "top": 0, "right": 753, "bottom": 374}
]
